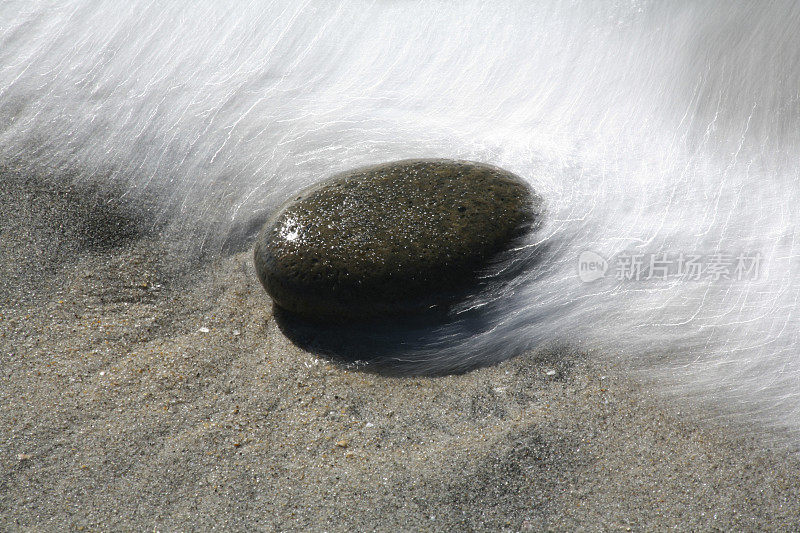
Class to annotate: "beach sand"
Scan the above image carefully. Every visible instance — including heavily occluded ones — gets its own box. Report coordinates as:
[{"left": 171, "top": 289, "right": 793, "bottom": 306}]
[{"left": 2, "top": 173, "right": 800, "bottom": 531}]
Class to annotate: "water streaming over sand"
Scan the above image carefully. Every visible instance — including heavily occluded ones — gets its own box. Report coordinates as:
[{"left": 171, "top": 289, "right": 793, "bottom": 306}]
[{"left": 2, "top": 1, "right": 799, "bottom": 434}]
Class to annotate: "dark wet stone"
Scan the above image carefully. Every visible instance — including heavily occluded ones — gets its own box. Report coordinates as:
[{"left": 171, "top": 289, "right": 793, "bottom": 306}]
[{"left": 253, "top": 159, "right": 541, "bottom": 320}]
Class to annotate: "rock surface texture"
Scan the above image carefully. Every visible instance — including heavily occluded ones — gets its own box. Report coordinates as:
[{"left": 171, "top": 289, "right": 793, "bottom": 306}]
[{"left": 253, "top": 159, "right": 540, "bottom": 320}]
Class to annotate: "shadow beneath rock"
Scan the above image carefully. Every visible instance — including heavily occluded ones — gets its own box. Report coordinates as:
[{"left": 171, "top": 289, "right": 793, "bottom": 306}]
[{"left": 274, "top": 240, "right": 553, "bottom": 376}]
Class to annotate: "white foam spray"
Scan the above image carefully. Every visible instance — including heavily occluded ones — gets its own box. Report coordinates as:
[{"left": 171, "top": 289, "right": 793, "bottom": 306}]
[{"left": 2, "top": 1, "right": 799, "bottom": 438}]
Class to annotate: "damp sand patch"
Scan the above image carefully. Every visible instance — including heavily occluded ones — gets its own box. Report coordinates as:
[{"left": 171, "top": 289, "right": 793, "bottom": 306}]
[{"left": 2, "top": 176, "right": 800, "bottom": 530}]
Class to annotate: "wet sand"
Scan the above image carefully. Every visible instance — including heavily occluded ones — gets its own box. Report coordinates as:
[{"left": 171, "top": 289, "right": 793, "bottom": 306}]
[{"left": 2, "top": 173, "right": 800, "bottom": 531}]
